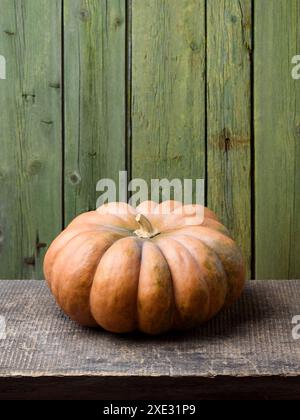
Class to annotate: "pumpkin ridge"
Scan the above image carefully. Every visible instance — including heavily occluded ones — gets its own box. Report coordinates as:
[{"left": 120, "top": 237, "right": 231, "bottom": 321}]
[
  {"left": 170, "top": 233, "right": 229, "bottom": 279},
  {"left": 46, "top": 226, "right": 129, "bottom": 288},
  {"left": 88, "top": 234, "right": 133, "bottom": 317},
  {"left": 45, "top": 228, "right": 106, "bottom": 289},
  {"left": 162, "top": 237, "right": 211, "bottom": 325},
  {"left": 96, "top": 206, "right": 138, "bottom": 229},
  {"left": 170, "top": 236, "right": 212, "bottom": 321},
  {"left": 69, "top": 223, "right": 134, "bottom": 235},
  {"left": 57, "top": 232, "right": 129, "bottom": 326},
  {"left": 109, "top": 214, "right": 137, "bottom": 228},
  {"left": 70, "top": 212, "right": 137, "bottom": 231},
  {"left": 90, "top": 236, "right": 143, "bottom": 332},
  {"left": 155, "top": 237, "right": 210, "bottom": 329},
  {"left": 172, "top": 230, "right": 244, "bottom": 305},
  {"left": 136, "top": 200, "right": 160, "bottom": 214},
  {"left": 88, "top": 232, "right": 140, "bottom": 300},
  {"left": 154, "top": 223, "right": 231, "bottom": 238},
  {"left": 50, "top": 230, "right": 121, "bottom": 302},
  {"left": 138, "top": 240, "right": 177, "bottom": 334},
  {"left": 154, "top": 242, "right": 178, "bottom": 329},
  {"left": 54, "top": 231, "right": 111, "bottom": 302},
  {"left": 170, "top": 234, "right": 228, "bottom": 318},
  {"left": 134, "top": 238, "right": 145, "bottom": 331}
]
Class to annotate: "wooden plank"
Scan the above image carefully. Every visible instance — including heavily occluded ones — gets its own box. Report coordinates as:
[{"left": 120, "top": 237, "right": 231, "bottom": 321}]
[
  {"left": 207, "top": 0, "right": 252, "bottom": 278},
  {"left": 64, "top": 0, "right": 126, "bottom": 224},
  {"left": 255, "top": 0, "right": 300, "bottom": 279},
  {"left": 131, "top": 0, "right": 206, "bottom": 201},
  {"left": 0, "top": 279, "right": 299, "bottom": 400},
  {"left": 0, "top": 0, "right": 62, "bottom": 279}
]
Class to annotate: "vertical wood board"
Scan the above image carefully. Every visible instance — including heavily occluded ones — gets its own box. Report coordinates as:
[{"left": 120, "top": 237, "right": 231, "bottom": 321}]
[
  {"left": 207, "top": 0, "right": 252, "bottom": 277},
  {"left": 64, "top": 0, "right": 126, "bottom": 224},
  {"left": 131, "top": 0, "right": 206, "bottom": 204},
  {"left": 255, "top": 0, "right": 300, "bottom": 279},
  {"left": 0, "top": 0, "right": 62, "bottom": 279}
]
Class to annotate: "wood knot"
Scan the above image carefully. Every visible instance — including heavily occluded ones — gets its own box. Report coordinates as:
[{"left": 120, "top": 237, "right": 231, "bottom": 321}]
[
  {"left": 189, "top": 41, "right": 201, "bottom": 52},
  {"left": 28, "top": 160, "right": 42, "bottom": 176},
  {"left": 219, "top": 128, "right": 232, "bottom": 153},
  {"left": 24, "top": 256, "right": 35, "bottom": 266},
  {"left": 88, "top": 152, "right": 97, "bottom": 158},
  {"left": 69, "top": 171, "right": 82, "bottom": 185},
  {"left": 224, "top": 137, "right": 231, "bottom": 153},
  {"left": 114, "top": 17, "right": 123, "bottom": 29},
  {"left": 22, "top": 93, "right": 36, "bottom": 104},
  {"left": 49, "top": 82, "right": 60, "bottom": 89},
  {"left": 4, "top": 30, "right": 15, "bottom": 36},
  {"left": 295, "top": 123, "right": 300, "bottom": 138},
  {"left": 36, "top": 242, "right": 47, "bottom": 250},
  {"left": 79, "top": 9, "right": 90, "bottom": 21},
  {"left": 35, "top": 232, "right": 47, "bottom": 255}
]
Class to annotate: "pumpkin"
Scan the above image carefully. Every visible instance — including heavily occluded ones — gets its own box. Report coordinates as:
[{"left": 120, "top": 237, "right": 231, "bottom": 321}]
[{"left": 44, "top": 201, "right": 245, "bottom": 334}]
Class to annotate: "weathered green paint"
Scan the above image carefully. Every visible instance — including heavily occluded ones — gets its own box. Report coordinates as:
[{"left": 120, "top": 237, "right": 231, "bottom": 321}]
[
  {"left": 207, "top": 0, "right": 252, "bottom": 278},
  {"left": 0, "top": 0, "right": 62, "bottom": 279},
  {"left": 255, "top": 0, "right": 300, "bottom": 279},
  {"left": 0, "top": 1, "right": 299, "bottom": 280},
  {"left": 64, "top": 0, "right": 126, "bottom": 224},
  {"left": 131, "top": 0, "right": 206, "bottom": 202}
]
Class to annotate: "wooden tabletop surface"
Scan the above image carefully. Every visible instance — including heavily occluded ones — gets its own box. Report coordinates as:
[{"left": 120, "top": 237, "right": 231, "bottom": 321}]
[{"left": 0, "top": 280, "right": 299, "bottom": 400}]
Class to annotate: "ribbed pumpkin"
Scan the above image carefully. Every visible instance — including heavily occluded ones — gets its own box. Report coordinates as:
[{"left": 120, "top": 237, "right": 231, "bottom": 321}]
[{"left": 44, "top": 201, "right": 245, "bottom": 334}]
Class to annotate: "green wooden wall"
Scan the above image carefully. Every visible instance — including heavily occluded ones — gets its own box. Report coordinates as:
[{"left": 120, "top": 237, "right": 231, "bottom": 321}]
[{"left": 0, "top": 0, "right": 299, "bottom": 280}]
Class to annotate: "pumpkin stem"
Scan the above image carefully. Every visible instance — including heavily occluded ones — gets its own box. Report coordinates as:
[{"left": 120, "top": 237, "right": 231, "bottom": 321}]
[{"left": 134, "top": 214, "right": 159, "bottom": 239}]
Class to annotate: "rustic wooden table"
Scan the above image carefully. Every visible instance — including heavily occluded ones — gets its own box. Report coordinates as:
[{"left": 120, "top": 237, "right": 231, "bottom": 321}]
[{"left": 0, "top": 280, "right": 299, "bottom": 400}]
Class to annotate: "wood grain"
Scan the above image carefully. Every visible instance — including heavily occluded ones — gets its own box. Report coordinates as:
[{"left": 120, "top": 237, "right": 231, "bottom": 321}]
[
  {"left": 254, "top": 0, "right": 300, "bottom": 279},
  {"left": 0, "top": 279, "right": 299, "bottom": 399},
  {"left": 0, "top": 0, "right": 62, "bottom": 279},
  {"left": 0, "top": 0, "right": 299, "bottom": 281},
  {"left": 64, "top": 0, "right": 126, "bottom": 224},
  {"left": 207, "top": 0, "right": 252, "bottom": 278},
  {"left": 131, "top": 0, "right": 206, "bottom": 203}
]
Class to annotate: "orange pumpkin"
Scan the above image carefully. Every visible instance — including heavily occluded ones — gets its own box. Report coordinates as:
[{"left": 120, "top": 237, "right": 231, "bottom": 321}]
[{"left": 44, "top": 201, "right": 245, "bottom": 334}]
